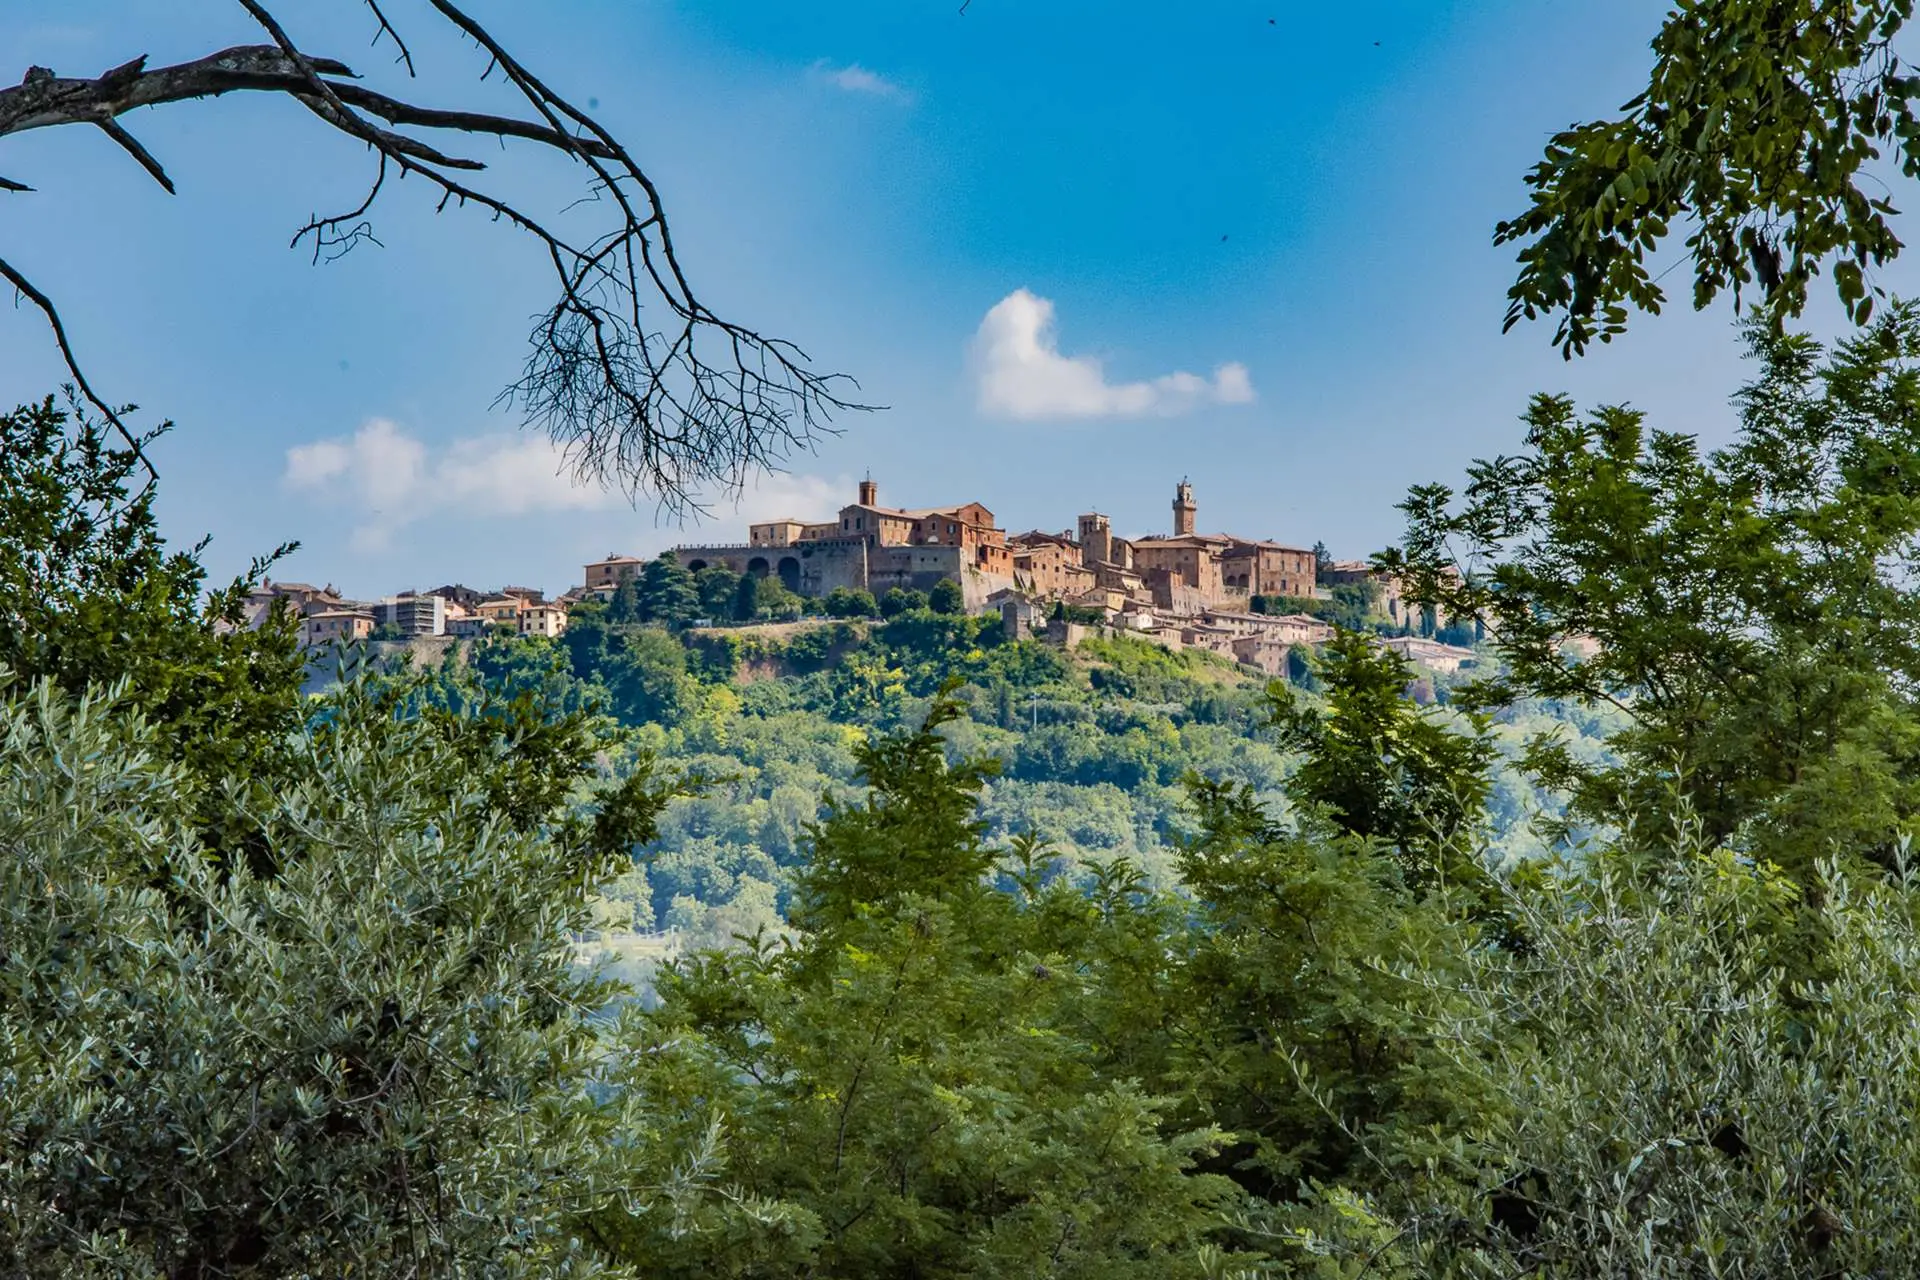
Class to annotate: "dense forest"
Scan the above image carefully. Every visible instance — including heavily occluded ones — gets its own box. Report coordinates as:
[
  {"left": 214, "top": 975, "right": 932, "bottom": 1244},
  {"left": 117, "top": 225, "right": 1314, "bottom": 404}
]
[
  {"left": 18, "top": 0, "right": 1920, "bottom": 1275},
  {"left": 382, "top": 599, "right": 1614, "bottom": 970}
]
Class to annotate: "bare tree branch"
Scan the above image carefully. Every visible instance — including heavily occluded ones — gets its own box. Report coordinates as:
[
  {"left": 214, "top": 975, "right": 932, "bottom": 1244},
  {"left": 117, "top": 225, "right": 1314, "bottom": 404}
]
[
  {"left": 360, "top": 0, "right": 416, "bottom": 77},
  {"left": 0, "top": 255, "right": 153, "bottom": 475},
  {"left": 92, "top": 118, "right": 174, "bottom": 193},
  {"left": 1, "top": 4, "right": 864, "bottom": 513}
]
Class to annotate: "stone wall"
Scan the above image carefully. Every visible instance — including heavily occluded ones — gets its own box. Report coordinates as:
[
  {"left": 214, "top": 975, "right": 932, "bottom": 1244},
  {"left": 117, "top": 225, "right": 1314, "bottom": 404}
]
[{"left": 676, "top": 538, "right": 871, "bottom": 597}]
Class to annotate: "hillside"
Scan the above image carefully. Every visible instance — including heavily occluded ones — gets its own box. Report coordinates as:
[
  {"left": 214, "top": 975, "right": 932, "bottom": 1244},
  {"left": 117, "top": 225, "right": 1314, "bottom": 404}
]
[{"left": 346, "top": 607, "right": 1614, "bottom": 971}]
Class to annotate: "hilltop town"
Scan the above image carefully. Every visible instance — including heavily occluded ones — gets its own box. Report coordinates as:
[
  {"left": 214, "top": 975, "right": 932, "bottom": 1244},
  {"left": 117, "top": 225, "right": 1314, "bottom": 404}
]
[{"left": 247, "top": 477, "right": 1478, "bottom": 674}]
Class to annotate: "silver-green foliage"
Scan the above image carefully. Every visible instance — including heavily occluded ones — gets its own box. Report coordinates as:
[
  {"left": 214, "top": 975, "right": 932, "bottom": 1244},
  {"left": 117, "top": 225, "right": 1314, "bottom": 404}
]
[
  {"left": 1295, "top": 838, "right": 1920, "bottom": 1276},
  {"left": 0, "top": 679, "right": 641, "bottom": 1278}
]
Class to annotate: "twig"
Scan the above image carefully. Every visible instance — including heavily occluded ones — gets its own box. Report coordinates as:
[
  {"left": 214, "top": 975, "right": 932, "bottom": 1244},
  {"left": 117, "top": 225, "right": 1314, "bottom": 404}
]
[{"left": 0, "top": 254, "right": 154, "bottom": 478}]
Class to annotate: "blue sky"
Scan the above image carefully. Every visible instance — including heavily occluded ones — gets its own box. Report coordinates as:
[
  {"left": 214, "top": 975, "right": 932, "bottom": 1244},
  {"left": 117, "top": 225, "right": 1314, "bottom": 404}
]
[{"left": 0, "top": 1, "right": 1859, "bottom": 596}]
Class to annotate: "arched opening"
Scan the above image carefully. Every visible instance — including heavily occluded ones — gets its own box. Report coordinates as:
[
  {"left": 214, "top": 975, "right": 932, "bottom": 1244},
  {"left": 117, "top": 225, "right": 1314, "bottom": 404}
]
[
  {"left": 686, "top": 559, "right": 708, "bottom": 573},
  {"left": 746, "top": 556, "right": 770, "bottom": 579},
  {"left": 777, "top": 556, "right": 801, "bottom": 593}
]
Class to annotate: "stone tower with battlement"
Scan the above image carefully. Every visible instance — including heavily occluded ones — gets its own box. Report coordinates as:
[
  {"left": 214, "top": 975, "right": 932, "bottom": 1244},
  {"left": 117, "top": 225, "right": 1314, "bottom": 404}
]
[
  {"left": 1172, "top": 479, "right": 1197, "bottom": 537},
  {"left": 1078, "top": 512, "right": 1113, "bottom": 568}
]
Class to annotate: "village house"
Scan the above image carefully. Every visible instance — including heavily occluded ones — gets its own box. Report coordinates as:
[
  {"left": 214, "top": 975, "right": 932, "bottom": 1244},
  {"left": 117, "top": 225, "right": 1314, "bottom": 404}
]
[
  {"left": 1231, "top": 634, "right": 1295, "bottom": 676},
  {"left": 1381, "top": 635, "right": 1478, "bottom": 673},
  {"left": 1010, "top": 530, "right": 1096, "bottom": 599},
  {"left": 429, "top": 583, "right": 487, "bottom": 611},
  {"left": 517, "top": 602, "right": 569, "bottom": 638},
  {"left": 245, "top": 580, "right": 347, "bottom": 627},
  {"left": 299, "top": 608, "right": 374, "bottom": 648},
  {"left": 584, "top": 554, "right": 646, "bottom": 596}
]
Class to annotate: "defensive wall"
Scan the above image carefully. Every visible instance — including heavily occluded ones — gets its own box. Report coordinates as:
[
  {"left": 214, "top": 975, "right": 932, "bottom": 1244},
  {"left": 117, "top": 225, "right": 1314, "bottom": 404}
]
[{"left": 675, "top": 539, "right": 1015, "bottom": 611}]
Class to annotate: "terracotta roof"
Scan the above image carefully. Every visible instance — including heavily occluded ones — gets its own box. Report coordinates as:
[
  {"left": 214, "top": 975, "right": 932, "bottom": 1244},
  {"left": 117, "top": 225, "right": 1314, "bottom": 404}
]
[
  {"left": 842, "top": 502, "right": 995, "bottom": 524},
  {"left": 1131, "top": 533, "right": 1231, "bottom": 549},
  {"left": 1224, "top": 537, "right": 1316, "bottom": 555},
  {"left": 1011, "top": 529, "right": 1078, "bottom": 548}
]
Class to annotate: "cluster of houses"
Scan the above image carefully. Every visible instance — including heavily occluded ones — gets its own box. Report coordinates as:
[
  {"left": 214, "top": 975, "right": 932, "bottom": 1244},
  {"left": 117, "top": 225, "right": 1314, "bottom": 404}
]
[
  {"left": 615, "top": 476, "right": 1476, "bottom": 676},
  {"left": 244, "top": 580, "right": 573, "bottom": 648},
  {"left": 252, "top": 476, "right": 1479, "bottom": 676}
]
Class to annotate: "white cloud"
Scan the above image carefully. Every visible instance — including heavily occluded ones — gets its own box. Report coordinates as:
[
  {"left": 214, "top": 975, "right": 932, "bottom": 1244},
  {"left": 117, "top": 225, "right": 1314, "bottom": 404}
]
[
  {"left": 725, "top": 471, "right": 848, "bottom": 527},
  {"left": 970, "top": 288, "right": 1256, "bottom": 421},
  {"left": 283, "top": 418, "right": 843, "bottom": 554},
  {"left": 811, "top": 60, "right": 908, "bottom": 99}
]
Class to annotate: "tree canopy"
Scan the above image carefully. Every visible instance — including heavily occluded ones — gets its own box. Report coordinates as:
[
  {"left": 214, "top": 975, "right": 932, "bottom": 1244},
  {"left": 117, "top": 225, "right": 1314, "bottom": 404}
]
[
  {"left": 1388, "top": 309, "right": 1920, "bottom": 879},
  {"left": 1502, "top": 0, "right": 1920, "bottom": 355}
]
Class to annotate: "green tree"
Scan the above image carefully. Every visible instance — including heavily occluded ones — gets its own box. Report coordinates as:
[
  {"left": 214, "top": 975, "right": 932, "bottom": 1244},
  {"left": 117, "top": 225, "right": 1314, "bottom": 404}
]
[
  {"left": 1311, "top": 539, "right": 1332, "bottom": 583},
  {"left": 878, "top": 586, "right": 927, "bottom": 617},
  {"left": 824, "top": 586, "right": 879, "bottom": 618},
  {"left": 594, "top": 698, "right": 1242, "bottom": 1277},
  {"left": 1164, "top": 778, "right": 1484, "bottom": 1207},
  {"left": 1150, "top": 640, "right": 1496, "bottom": 1209},
  {"left": 0, "top": 396, "right": 305, "bottom": 856},
  {"left": 753, "top": 573, "right": 804, "bottom": 620},
  {"left": 929, "top": 576, "right": 966, "bottom": 614},
  {"left": 1500, "top": 0, "right": 1920, "bottom": 353},
  {"left": 1388, "top": 311, "right": 1920, "bottom": 877},
  {"left": 732, "top": 569, "right": 761, "bottom": 621},
  {"left": 0, "top": 674, "right": 675, "bottom": 1277},
  {"left": 1269, "top": 629, "right": 1496, "bottom": 883},
  {"left": 694, "top": 564, "right": 740, "bottom": 620},
  {"left": 639, "top": 551, "right": 699, "bottom": 627},
  {"left": 607, "top": 576, "right": 641, "bottom": 624}
]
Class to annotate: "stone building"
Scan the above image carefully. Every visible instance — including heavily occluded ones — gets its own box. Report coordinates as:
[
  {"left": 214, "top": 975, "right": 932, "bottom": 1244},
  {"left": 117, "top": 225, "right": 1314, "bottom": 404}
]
[
  {"left": 299, "top": 608, "right": 373, "bottom": 647},
  {"left": 1011, "top": 530, "right": 1096, "bottom": 599},
  {"left": 1381, "top": 635, "right": 1477, "bottom": 673},
  {"left": 584, "top": 555, "right": 647, "bottom": 595},
  {"left": 245, "top": 580, "right": 347, "bottom": 627},
  {"left": 665, "top": 478, "right": 1018, "bottom": 609},
  {"left": 1221, "top": 540, "right": 1316, "bottom": 599},
  {"left": 517, "top": 602, "right": 569, "bottom": 638},
  {"left": 1074, "top": 512, "right": 1149, "bottom": 598},
  {"left": 1124, "top": 483, "right": 1317, "bottom": 611},
  {"left": 428, "top": 583, "right": 486, "bottom": 611}
]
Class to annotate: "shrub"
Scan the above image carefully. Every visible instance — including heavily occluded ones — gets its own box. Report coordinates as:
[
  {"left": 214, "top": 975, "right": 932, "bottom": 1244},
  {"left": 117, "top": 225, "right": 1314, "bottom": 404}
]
[
  {"left": 0, "top": 676, "right": 673, "bottom": 1276},
  {"left": 929, "top": 577, "right": 966, "bottom": 614},
  {"left": 1297, "top": 842, "right": 1920, "bottom": 1275}
]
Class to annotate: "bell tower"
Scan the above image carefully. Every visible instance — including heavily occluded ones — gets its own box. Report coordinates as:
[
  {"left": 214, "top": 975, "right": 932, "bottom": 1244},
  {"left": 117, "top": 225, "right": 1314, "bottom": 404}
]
[
  {"left": 1078, "top": 512, "right": 1112, "bottom": 567},
  {"left": 858, "top": 475, "right": 878, "bottom": 507},
  {"left": 1172, "top": 479, "right": 1197, "bottom": 537}
]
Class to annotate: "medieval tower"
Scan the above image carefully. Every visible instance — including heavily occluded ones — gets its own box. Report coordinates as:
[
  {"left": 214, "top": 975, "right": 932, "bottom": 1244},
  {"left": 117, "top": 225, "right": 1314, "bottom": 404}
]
[
  {"left": 1172, "top": 479, "right": 1197, "bottom": 537},
  {"left": 1077, "top": 512, "right": 1113, "bottom": 568}
]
